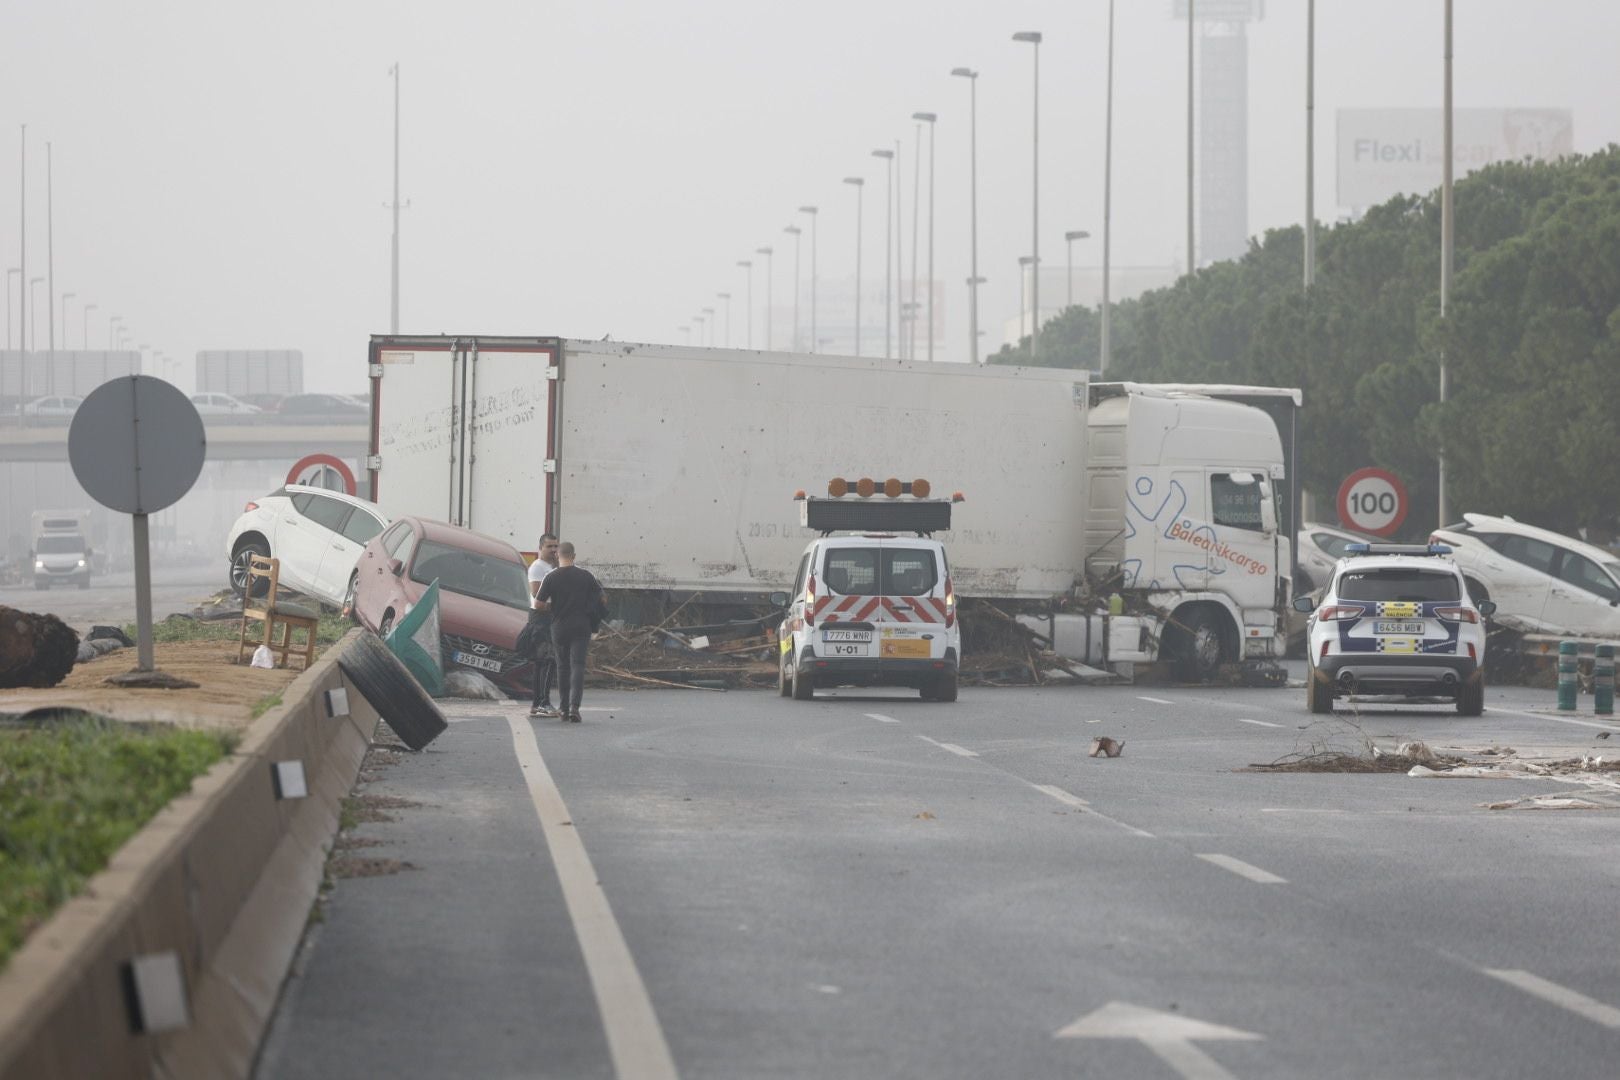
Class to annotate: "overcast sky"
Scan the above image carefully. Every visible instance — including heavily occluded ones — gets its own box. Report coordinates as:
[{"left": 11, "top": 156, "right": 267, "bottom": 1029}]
[{"left": 3, "top": 0, "right": 1617, "bottom": 387}]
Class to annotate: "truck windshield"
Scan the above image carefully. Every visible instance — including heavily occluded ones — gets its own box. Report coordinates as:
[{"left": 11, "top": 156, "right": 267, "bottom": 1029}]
[
  {"left": 36, "top": 534, "right": 86, "bottom": 554},
  {"left": 1337, "top": 569, "right": 1460, "bottom": 603},
  {"left": 821, "top": 547, "right": 939, "bottom": 597},
  {"left": 409, "top": 540, "right": 530, "bottom": 609}
]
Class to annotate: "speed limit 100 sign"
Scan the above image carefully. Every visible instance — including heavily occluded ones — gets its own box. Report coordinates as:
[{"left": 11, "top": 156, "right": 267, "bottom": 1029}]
[{"left": 1337, "top": 467, "right": 1409, "bottom": 537}]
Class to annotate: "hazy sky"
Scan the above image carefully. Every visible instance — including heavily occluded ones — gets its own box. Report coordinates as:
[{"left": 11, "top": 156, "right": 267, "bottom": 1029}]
[{"left": 3, "top": 1, "right": 1618, "bottom": 386}]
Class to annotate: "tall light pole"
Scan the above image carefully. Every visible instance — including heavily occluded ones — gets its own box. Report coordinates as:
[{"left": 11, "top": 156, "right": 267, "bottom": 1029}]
[
  {"left": 951, "top": 67, "right": 981, "bottom": 365},
  {"left": 737, "top": 260, "right": 753, "bottom": 348},
  {"left": 1438, "top": 0, "right": 1454, "bottom": 524},
  {"left": 799, "top": 206, "right": 818, "bottom": 352},
  {"left": 1304, "top": 0, "right": 1316, "bottom": 289},
  {"left": 907, "top": 120, "right": 922, "bottom": 359},
  {"left": 702, "top": 306, "right": 716, "bottom": 346},
  {"left": 694, "top": 312, "right": 707, "bottom": 347},
  {"left": 46, "top": 142, "right": 55, "bottom": 365},
  {"left": 911, "top": 113, "right": 937, "bottom": 362},
  {"left": 893, "top": 139, "right": 903, "bottom": 355},
  {"left": 61, "top": 292, "right": 74, "bottom": 349},
  {"left": 1101, "top": 0, "right": 1116, "bottom": 373},
  {"left": 871, "top": 149, "right": 894, "bottom": 358},
  {"left": 784, "top": 224, "right": 802, "bottom": 351},
  {"left": 1013, "top": 31, "right": 1042, "bottom": 357},
  {"left": 1186, "top": 2, "right": 1196, "bottom": 274},
  {"left": 843, "top": 177, "right": 865, "bottom": 356},
  {"left": 29, "top": 276, "right": 43, "bottom": 352},
  {"left": 1064, "top": 231, "right": 1090, "bottom": 307},
  {"left": 1018, "top": 256, "right": 1036, "bottom": 343},
  {"left": 108, "top": 315, "right": 123, "bottom": 350},
  {"left": 388, "top": 63, "right": 402, "bottom": 333},
  {"left": 81, "top": 302, "right": 95, "bottom": 349},
  {"left": 717, "top": 292, "right": 732, "bottom": 347},
  {"left": 17, "top": 124, "right": 26, "bottom": 361},
  {"left": 4, "top": 268, "right": 17, "bottom": 350},
  {"left": 756, "top": 246, "right": 774, "bottom": 349}
]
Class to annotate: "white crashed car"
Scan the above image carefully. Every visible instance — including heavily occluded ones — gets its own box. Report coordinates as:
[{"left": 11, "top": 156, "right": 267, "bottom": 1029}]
[
  {"left": 225, "top": 484, "right": 388, "bottom": 607},
  {"left": 1430, "top": 513, "right": 1620, "bottom": 638}
]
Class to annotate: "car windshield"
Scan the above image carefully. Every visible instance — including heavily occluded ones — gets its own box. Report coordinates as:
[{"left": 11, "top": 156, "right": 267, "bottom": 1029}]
[
  {"left": 409, "top": 539, "right": 529, "bottom": 609},
  {"left": 1337, "top": 568, "right": 1460, "bottom": 602},
  {"left": 36, "top": 534, "right": 86, "bottom": 554}
]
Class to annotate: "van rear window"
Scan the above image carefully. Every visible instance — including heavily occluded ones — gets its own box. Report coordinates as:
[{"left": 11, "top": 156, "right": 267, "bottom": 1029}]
[
  {"left": 821, "top": 548, "right": 939, "bottom": 597},
  {"left": 1337, "top": 569, "right": 1460, "bottom": 602}
]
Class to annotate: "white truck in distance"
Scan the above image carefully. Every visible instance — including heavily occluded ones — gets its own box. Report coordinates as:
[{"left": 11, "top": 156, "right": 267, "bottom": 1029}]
[{"left": 364, "top": 335, "right": 1298, "bottom": 680}]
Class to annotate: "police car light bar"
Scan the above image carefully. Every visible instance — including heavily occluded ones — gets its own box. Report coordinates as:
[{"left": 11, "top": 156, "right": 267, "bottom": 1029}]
[{"left": 1345, "top": 543, "right": 1453, "bottom": 557}]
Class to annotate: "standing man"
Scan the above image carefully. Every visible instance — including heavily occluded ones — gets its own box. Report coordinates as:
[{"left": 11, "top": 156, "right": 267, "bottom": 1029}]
[
  {"left": 527, "top": 533, "right": 560, "bottom": 718},
  {"left": 535, "top": 541, "right": 606, "bottom": 723}
]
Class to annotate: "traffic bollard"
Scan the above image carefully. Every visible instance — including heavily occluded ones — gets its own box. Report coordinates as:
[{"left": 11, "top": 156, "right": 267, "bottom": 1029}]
[
  {"left": 1595, "top": 644, "right": 1615, "bottom": 716},
  {"left": 1557, "top": 641, "right": 1578, "bottom": 711}
]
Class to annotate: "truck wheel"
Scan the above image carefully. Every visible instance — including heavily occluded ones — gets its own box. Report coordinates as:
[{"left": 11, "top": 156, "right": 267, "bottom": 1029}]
[
  {"left": 231, "top": 540, "right": 271, "bottom": 597},
  {"left": 1456, "top": 676, "right": 1485, "bottom": 716},
  {"left": 1173, "top": 609, "right": 1227, "bottom": 683},
  {"left": 778, "top": 652, "right": 792, "bottom": 697},
  {"left": 790, "top": 655, "right": 815, "bottom": 701},
  {"left": 931, "top": 669, "right": 959, "bottom": 703},
  {"left": 337, "top": 631, "right": 449, "bottom": 751},
  {"left": 1306, "top": 668, "right": 1333, "bottom": 713}
]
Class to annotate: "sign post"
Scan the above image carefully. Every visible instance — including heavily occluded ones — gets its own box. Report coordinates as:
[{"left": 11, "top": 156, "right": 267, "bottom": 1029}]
[{"left": 1336, "top": 466, "right": 1409, "bottom": 538}]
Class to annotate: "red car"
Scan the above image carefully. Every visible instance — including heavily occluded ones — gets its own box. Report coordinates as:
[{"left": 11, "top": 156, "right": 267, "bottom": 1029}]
[{"left": 347, "top": 516, "right": 534, "bottom": 696}]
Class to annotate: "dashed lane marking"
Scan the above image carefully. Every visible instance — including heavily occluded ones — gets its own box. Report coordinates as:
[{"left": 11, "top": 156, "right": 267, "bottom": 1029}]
[
  {"left": 864, "top": 713, "right": 901, "bottom": 724},
  {"left": 916, "top": 734, "right": 978, "bottom": 758},
  {"left": 1483, "top": 969, "right": 1620, "bottom": 1029},
  {"left": 1196, "top": 853, "right": 1287, "bottom": 884},
  {"left": 1137, "top": 695, "right": 1175, "bottom": 705},
  {"left": 1030, "top": 783, "right": 1088, "bottom": 809},
  {"left": 1236, "top": 717, "right": 1284, "bottom": 728}
]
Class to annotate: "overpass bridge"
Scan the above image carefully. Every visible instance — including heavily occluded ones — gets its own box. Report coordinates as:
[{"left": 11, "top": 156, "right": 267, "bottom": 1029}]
[{"left": 0, "top": 421, "right": 368, "bottom": 464}]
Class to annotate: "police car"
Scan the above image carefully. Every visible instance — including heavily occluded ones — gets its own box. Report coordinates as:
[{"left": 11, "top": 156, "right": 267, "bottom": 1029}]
[
  {"left": 774, "top": 479, "right": 961, "bottom": 702},
  {"left": 1293, "top": 543, "right": 1495, "bottom": 715}
]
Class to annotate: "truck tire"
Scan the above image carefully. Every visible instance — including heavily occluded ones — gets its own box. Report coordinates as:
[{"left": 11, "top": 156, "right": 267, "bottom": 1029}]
[
  {"left": 1173, "top": 609, "right": 1227, "bottom": 683},
  {"left": 336, "top": 631, "right": 449, "bottom": 751},
  {"left": 790, "top": 655, "right": 815, "bottom": 701},
  {"left": 1306, "top": 668, "right": 1332, "bottom": 713},
  {"left": 931, "top": 669, "right": 959, "bottom": 703},
  {"left": 1456, "top": 676, "right": 1485, "bottom": 717},
  {"left": 778, "top": 652, "right": 792, "bottom": 697}
]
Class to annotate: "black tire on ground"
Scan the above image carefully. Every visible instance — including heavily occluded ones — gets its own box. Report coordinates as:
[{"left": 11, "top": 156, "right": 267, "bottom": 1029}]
[
  {"left": 1173, "top": 609, "right": 1227, "bottom": 683},
  {"left": 932, "top": 668, "right": 959, "bottom": 703},
  {"left": 790, "top": 655, "right": 814, "bottom": 700},
  {"left": 336, "top": 631, "right": 449, "bottom": 751},
  {"left": 1457, "top": 676, "right": 1485, "bottom": 716},
  {"left": 778, "top": 652, "right": 792, "bottom": 697},
  {"left": 1306, "top": 668, "right": 1333, "bottom": 713},
  {"left": 231, "top": 540, "right": 271, "bottom": 598}
]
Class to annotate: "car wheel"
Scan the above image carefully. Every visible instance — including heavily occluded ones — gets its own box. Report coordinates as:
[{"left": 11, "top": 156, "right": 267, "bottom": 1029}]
[
  {"left": 336, "top": 631, "right": 448, "bottom": 751},
  {"left": 344, "top": 572, "right": 361, "bottom": 625},
  {"left": 1306, "top": 667, "right": 1333, "bottom": 713},
  {"left": 790, "top": 655, "right": 815, "bottom": 700},
  {"left": 778, "top": 651, "right": 793, "bottom": 697},
  {"left": 931, "top": 668, "right": 959, "bottom": 703},
  {"left": 1456, "top": 676, "right": 1485, "bottom": 716},
  {"left": 231, "top": 541, "right": 271, "bottom": 597},
  {"left": 378, "top": 612, "right": 395, "bottom": 639},
  {"left": 1173, "top": 609, "right": 1226, "bottom": 683}
]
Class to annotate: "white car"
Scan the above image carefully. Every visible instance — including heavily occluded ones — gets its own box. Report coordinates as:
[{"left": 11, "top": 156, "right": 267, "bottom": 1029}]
[
  {"left": 1296, "top": 521, "right": 1381, "bottom": 593},
  {"left": 1295, "top": 543, "right": 1493, "bottom": 715},
  {"left": 1430, "top": 513, "right": 1620, "bottom": 638},
  {"left": 189, "top": 392, "right": 262, "bottom": 416},
  {"left": 225, "top": 484, "right": 389, "bottom": 607},
  {"left": 18, "top": 395, "right": 83, "bottom": 417}
]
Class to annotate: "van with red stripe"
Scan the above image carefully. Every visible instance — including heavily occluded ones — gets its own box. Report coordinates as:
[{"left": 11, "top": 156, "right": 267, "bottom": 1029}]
[{"left": 777, "top": 532, "right": 960, "bottom": 702}]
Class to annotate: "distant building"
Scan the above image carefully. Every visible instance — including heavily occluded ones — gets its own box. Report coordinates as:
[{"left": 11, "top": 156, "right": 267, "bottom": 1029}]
[{"left": 1174, "top": 0, "right": 1264, "bottom": 267}]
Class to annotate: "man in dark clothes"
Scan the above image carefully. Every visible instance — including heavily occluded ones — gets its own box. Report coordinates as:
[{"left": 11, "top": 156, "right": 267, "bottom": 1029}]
[
  {"left": 534, "top": 541, "right": 606, "bottom": 723},
  {"left": 527, "top": 532, "right": 561, "bottom": 717}
]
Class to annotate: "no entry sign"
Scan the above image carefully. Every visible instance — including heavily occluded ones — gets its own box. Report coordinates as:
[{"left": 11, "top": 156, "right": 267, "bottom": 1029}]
[
  {"left": 1336, "top": 467, "right": 1409, "bottom": 537},
  {"left": 287, "top": 454, "right": 357, "bottom": 495}
]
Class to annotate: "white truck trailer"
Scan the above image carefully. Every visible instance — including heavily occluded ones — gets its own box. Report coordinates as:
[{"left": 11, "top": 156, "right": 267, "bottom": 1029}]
[{"left": 364, "top": 335, "right": 1299, "bottom": 678}]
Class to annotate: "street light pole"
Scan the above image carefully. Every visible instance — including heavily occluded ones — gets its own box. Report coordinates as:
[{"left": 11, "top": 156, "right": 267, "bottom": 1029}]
[
  {"left": 81, "top": 302, "right": 94, "bottom": 349},
  {"left": 737, "top": 260, "right": 754, "bottom": 348},
  {"left": 702, "top": 307, "right": 716, "bottom": 347},
  {"left": 1187, "top": 1, "right": 1196, "bottom": 274},
  {"left": 1018, "top": 256, "right": 1036, "bottom": 342},
  {"left": 28, "top": 276, "right": 43, "bottom": 352},
  {"left": 872, "top": 149, "right": 894, "bottom": 358},
  {"left": 1438, "top": 0, "right": 1454, "bottom": 525},
  {"left": 1064, "top": 231, "right": 1090, "bottom": 307},
  {"left": 1013, "top": 31, "right": 1042, "bottom": 357},
  {"left": 1304, "top": 0, "right": 1316, "bottom": 289},
  {"left": 17, "top": 124, "right": 25, "bottom": 362},
  {"left": 798, "top": 206, "right": 818, "bottom": 353},
  {"left": 4, "top": 268, "right": 17, "bottom": 350},
  {"left": 784, "top": 225, "right": 802, "bottom": 350},
  {"left": 1102, "top": 0, "right": 1116, "bottom": 372},
  {"left": 46, "top": 142, "right": 55, "bottom": 368},
  {"left": 908, "top": 120, "right": 921, "bottom": 360},
  {"left": 911, "top": 113, "right": 937, "bottom": 362},
  {"left": 843, "top": 177, "right": 865, "bottom": 356},
  {"left": 389, "top": 63, "right": 402, "bottom": 333},
  {"left": 756, "top": 247, "right": 774, "bottom": 349},
  {"left": 717, "top": 292, "right": 732, "bottom": 347},
  {"left": 951, "top": 68, "right": 981, "bottom": 365},
  {"left": 61, "top": 292, "right": 74, "bottom": 349}
]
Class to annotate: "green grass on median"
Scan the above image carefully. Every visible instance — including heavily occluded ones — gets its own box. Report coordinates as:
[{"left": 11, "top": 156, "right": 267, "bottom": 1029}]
[
  {"left": 123, "top": 610, "right": 352, "bottom": 647},
  {"left": 0, "top": 716, "right": 233, "bottom": 969}
]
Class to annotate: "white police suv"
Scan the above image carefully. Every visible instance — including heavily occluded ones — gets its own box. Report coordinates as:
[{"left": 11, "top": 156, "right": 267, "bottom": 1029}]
[{"left": 1294, "top": 543, "right": 1495, "bottom": 715}]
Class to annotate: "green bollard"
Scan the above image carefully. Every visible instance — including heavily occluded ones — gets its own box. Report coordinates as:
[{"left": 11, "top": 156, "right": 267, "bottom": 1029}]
[
  {"left": 1557, "top": 641, "right": 1579, "bottom": 711},
  {"left": 1595, "top": 644, "right": 1615, "bottom": 716}
]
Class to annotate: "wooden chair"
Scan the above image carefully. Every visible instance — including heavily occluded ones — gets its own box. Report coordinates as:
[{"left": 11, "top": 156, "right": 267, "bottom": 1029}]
[{"left": 238, "top": 555, "right": 321, "bottom": 671}]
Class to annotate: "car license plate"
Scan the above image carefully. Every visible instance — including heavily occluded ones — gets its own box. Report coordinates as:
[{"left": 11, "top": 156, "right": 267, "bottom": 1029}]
[
  {"left": 1374, "top": 621, "right": 1424, "bottom": 635},
  {"left": 452, "top": 650, "right": 503, "bottom": 673},
  {"left": 823, "top": 629, "right": 872, "bottom": 642},
  {"left": 828, "top": 642, "right": 870, "bottom": 657}
]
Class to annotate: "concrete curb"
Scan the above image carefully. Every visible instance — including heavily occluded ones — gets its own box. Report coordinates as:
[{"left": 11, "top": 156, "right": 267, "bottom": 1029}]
[{"left": 0, "top": 629, "right": 381, "bottom": 1080}]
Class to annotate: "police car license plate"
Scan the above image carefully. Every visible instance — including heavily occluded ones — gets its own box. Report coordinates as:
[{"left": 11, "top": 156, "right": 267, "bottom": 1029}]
[
  {"left": 452, "top": 651, "right": 503, "bottom": 673},
  {"left": 823, "top": 629, "right": 872, "bottom": 642},
  {"left": 1374, "top": 621, "right": 1424, "bottom": 635}
]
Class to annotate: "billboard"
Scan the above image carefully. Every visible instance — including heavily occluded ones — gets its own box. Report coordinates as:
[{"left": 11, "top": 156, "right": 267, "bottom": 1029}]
[{"left": 1336, "top": 108, "right": 1573, "bottom": 209}]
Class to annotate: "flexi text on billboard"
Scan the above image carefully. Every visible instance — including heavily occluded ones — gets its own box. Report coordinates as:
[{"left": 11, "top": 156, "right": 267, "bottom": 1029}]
[{"left": 1336, "top": 108, "right": 1573, "bottom": 209}]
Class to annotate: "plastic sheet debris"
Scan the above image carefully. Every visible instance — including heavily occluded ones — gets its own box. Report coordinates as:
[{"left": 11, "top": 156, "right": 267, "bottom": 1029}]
[
  {"left": 385, "top": 580, "right": 444, "bottom": 696},
  {"left": 250, "top": 644, "right": 276, "bottom": 669}
]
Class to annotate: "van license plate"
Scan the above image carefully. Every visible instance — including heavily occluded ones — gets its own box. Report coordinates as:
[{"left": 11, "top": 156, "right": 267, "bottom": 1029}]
[
  {"left": 1374, "top": 621, "right": 1424, "bottom": 635},
  {"left": 828, "top": 643, "right": 869, "bottom": 657},
  {"left": 823, "top": 629, "right": 872, "bottom": 642},
  {"left": 452, "top": 651, "right": 503, "bottom": 673}
]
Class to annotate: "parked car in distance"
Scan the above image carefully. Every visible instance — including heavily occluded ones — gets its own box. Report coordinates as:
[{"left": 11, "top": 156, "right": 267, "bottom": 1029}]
[
  {"left": 18, "top": 395, "right": 83, "bottom": 417},
  {"left": 32, "top": 531, "right": 94, "bottom": 589},
  {"left": 348, "top": 516, "right": 534, "bottom": 697},
  {"left": 236, "top": 393, "right": 286, "bottom": 412},
  {"left": 225, "top": 485, "right": 389, "bottom": 607},
  {"left": 189, "top": 391, "right": 261, "bottom": 416},
  {"left": 1296, "top": 521, "right": 1383, "bottom": 593},
  {"left": 1430, "top": 513, "right": 1620, "bottom": 638},
  {"left": 277, "top": 393, "right": 368, "bottom": 420}
]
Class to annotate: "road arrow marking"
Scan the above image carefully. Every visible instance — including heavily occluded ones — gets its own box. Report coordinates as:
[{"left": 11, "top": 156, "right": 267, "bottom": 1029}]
[{"left": 1056, "top": 1001, "right": 1261, "bottom": 1080}]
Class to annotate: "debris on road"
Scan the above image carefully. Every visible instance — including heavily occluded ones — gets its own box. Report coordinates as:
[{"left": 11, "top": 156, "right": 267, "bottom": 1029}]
[
  {"left": 1483, "top": 794, "right": 1614, "bottom": 811},
  {"left": 440, "top": 669, "right": 505, "bottom": 700},
  {"left": 0, "top": 605, "right": 80, "bottom": 689},
  {"left": 1089, "top": 736, "right": 1125, "bottom": 758}
]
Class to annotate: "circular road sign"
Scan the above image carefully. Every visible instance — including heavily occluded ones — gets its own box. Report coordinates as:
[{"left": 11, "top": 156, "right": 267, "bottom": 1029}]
[
  {"left": 68, "top": 376, "right": 206, "bottom": 514},
  {"left": 287, "top": 453, "right": 357, "bottom": 495},
  {"left": 1336, "top": 467, "right": 1409, "bottom": 537}
]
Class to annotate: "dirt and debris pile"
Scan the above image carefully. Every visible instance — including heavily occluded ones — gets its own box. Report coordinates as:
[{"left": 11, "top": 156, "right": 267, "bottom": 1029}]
[
  {"left": 958, "top": 600, "right": 1109, "bottom": 686},
  {"left": 587, "top": 617, "right": 780, "bottom": 690},
  {"left": 0, "top": 605, "right": 80, "bottom": 689}
]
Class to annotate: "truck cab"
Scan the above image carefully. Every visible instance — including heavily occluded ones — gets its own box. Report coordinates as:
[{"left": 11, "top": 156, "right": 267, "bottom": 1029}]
[
  {"left": 776, "top": 481, "right": 960, "bottom": 702},
  {"left": 30, "top": 510, "right": 94, "bottom": 591}
]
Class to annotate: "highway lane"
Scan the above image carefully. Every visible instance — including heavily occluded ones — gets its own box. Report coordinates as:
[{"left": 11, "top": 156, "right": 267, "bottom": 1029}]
[
  {"left": 258, "top": 678, "right": 1620, "bottom": 1080},
  {"left": 0, "top": 562, "right": 222, "bottom": 633}
]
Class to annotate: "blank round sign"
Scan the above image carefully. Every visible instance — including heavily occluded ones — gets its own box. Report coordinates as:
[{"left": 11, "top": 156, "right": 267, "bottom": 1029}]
[{"left": 69, "top": 376, "right": 207, "bottom": 514}]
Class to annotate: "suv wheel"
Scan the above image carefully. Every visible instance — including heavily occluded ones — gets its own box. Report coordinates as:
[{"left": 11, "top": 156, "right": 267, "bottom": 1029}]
[
  {"left": 778, "top": 651, "right": 793, "bottom": 697},
  {"left": 231, "top": 540, "right": 271, "bottom": 597},
  {"left": 930, "top": 668, "right": 959, "bottom": 703},
  {"left": 790, "top": 655, "right": 815, "bottom": 701},
  {"left": 1456, "top": 676, "right": 1485, "bottom": 716},
  {"left": 1306, "top": 667, "right": 1333, "bottom": 713}
]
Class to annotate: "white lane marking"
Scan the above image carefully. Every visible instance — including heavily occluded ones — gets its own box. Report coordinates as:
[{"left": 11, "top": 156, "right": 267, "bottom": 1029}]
[
  {"left": 916, "top": 734, "right": 978, "bottom": 758},
  {"left": 864, "top": 712, "right": 901, "bottom": 724},
  {"left": 1137, "top": 695, "right": 1174, "bottom": 705},
  {"left": 1485, "top": 705, "right": 1620, "bottom": 734},
  {"left": 1260, "top": 808, "right": 1342, "bottom": 814},
  {"left": 1484, "top": 969, "right": 1620, "bottom": 1029},
  {"left": 1236, "top": 717, "right": 1283, "bottom": 728},
  {"left": 1031, "top": 783, "right": 1089, "bottom": 809},
  {"left": 506, "top": 717, "right": 679, "bottom": 1080},
  {"left": 1196, "top": 853, "right": 1288, "bottom": 884}
]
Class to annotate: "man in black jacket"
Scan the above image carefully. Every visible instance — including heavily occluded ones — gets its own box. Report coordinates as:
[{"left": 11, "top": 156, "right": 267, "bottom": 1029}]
[{"left": 534, "top": 542, "right": 607, "bottom": 723}]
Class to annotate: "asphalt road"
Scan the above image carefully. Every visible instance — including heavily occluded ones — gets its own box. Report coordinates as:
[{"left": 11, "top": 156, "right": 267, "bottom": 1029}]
[
  {"left": 0, "top": 562, "right": 224, "bottom": 633},
  {"left": 256, "top": 674, "right": 1620, "bottom": 1080}
]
